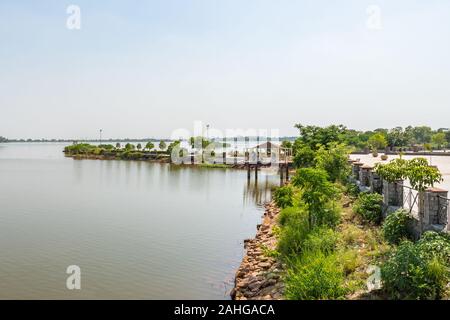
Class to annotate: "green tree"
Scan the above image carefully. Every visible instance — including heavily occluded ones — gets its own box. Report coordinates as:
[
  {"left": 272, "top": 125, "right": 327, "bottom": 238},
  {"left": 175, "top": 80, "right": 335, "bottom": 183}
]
[
  {"left": 368, "top": 132, "right": 388, "bottom": 150},
  {"left": 387, "top": 127, "right": 409, "bottom": 147},
  {"left": 159, "top": 140, "right": 167, "bottom": 151},
  {"left": 145, "top": 142, "right": 155, "bottom": 151},
  {"left": 136, "top": 143, "right": 142, "bottom": 150},
  {"left": 411, "top": 126, "right": 432, "bottom": 144},
  {"left": 115, "top": 142, "right": 121, "bottom": 149},
  {"left": 431, "top": 132, "right": 446, "bottom": 150},
  {"left": 167, "top": 140, "right": 181, "bottom": 155},
  {"left": 406, "top": 158, "right": 442, "bottom": 192},
  {"left": 293, "top": 124, "right": 347, "bottom": 150},
  {"left": 281, "top": 140, "right": 293, "bottom": 149},
  {"left": 374, "top": 158, "right": 409, "bottom": 183},
  {"left": 292, "top": 168, "right": 339, "bottom": 229},
  {"left": 292, "top": 142, "right": 316, "bottom": 168},
  {"left": 314, "top": 143, "right": 350, "bottom": 182},
  {"left": 124, "top": 143, "right": 135, "bottom": 151}
]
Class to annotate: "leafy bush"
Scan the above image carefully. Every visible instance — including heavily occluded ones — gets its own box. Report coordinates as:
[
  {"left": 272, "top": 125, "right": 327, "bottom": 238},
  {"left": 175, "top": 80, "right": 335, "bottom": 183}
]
[
  {"left": 381, "top": 241, "right": 449, "bottom": 299},
  {"left": 315, "top": 143, "right": 350, "bottom": 182},
  {"left": 278, "top": 206, "right": 305, "bottom": 226},
  {"left": 285, "top": 251, "right": 346, "bottom": 300},
  {"left": 345, "top": 181, "right": 360, "bottom": 198},
  {"left": 374, "top": 158, "right": 408, "bottom": 183},
  {"left": 382, "top": 209, "right": 412, "bottom": 244},
  {"left": 293, "top": 143, "right": 316, "bottom": 168},
  {"left": 353, "top": 193, "right": 383, "bottom": 224},
  {"left": 406, "top": 158, "right": 443, "bottom": 192},
  {"left": 416, "top": 231, "right": 450, "bottom": 264},
  {"left": 273, "top": 185, "right": 295, "bottom": 209}
]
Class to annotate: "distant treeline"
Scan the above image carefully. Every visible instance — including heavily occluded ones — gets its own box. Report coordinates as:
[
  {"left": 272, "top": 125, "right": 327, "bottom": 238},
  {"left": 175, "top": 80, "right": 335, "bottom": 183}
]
[{"left": 288, "top": 125, "right": 450, "bottom": 152}]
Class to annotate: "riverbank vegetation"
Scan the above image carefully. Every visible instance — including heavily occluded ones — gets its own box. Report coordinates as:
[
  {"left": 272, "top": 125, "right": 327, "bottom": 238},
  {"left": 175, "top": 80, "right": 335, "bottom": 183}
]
[
  {"left": 63, "top": 142, "right": 176, "bottom": 162},
  {"left": 269, "top": 125, "right": 450, "bottom": 300}
]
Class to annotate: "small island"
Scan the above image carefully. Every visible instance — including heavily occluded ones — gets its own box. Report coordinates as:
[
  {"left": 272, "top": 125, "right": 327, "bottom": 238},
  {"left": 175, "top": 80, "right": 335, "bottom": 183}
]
[{"left": 63, "top": 141, "right": 174, "bottom": 162}]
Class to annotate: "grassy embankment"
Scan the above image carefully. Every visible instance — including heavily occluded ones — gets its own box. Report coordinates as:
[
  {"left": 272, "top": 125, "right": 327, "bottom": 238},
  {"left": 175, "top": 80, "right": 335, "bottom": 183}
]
[{"left": 269, "top": 148, "right": 450, "bottom": 299}]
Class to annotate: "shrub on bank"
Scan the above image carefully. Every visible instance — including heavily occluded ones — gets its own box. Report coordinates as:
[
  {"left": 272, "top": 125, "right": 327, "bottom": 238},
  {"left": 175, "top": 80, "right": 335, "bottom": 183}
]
[
  {"left": 416, "top": 231, "right": 450, "bottom": 264},
  {"left": 382, "top": 209, "right": 412, "bottom": 245},
  {"left": 285, "top": 250, "right": 346, "bottom": 300},
  {"left": 381, "top": 241, "right": 449, "bottom": 299},
  {"left": 345, "top": 181, "right": 360, "bottom": 198},
  {"left": 277, "top": 211, "right": 311, "bottom": 257},
  {"left": 273, "top": 185, "right": 295, "bottom": 209},
  {"left": 353, "top": 193, "right": 383, "bottom": 224},
  {"left": 278, "top": 206, "right": 305, "bottom": 227}
]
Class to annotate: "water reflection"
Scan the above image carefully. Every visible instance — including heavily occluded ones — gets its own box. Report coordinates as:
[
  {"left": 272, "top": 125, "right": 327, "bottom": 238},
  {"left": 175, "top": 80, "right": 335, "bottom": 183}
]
[{"left": 244, "top": 171, "right": 278, "bottom": 207}]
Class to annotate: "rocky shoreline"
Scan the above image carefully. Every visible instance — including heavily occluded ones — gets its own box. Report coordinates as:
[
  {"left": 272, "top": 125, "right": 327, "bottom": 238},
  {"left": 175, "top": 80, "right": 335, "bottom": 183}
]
[{"left": 231, "top": 202, "right": 285, "bottom": 300}]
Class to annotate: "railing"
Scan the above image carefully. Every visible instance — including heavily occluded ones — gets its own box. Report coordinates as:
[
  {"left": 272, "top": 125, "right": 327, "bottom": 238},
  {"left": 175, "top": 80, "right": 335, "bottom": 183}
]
[
  {"left": 401, "top": 184, "right": 420, "bottom": 217},
  {"left": 437, "top": 195, "right": 450, "bottom": 226}
]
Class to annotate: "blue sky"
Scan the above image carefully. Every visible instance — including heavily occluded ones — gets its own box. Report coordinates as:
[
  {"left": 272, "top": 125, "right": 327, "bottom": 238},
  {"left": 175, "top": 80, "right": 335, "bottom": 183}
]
[{"left": 1, "top": 1, "right": 450, "bottom": 139}]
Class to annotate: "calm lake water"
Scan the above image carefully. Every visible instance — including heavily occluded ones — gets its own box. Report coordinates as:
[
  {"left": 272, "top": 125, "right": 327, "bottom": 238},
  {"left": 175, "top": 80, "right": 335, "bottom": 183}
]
[{"left": 0, "top": 143, "right": 278, "bottom": 299}]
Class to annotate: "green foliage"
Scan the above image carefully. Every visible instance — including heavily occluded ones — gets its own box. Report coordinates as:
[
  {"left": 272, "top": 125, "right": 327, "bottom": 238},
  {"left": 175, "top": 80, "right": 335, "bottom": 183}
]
[
  {"left": 406, "top": 158, "right": 442, "bottom": 192},
  {"left": 281, "top": 140, "right": 293, "bottom": 149},
  {"left": 302, "top": 227, "right": 338, "bottom": 255},
  {"left": 64, "top": 143, "right": 97, "bottom": 155},
  {"left": 285, "top": 250, "right": 346, "bottom": 300},
  {"left": 368, "top": 132, "right": 388, "bottom": 150},
  {"left": 159, "top": 140, "right": 167, "bottom": 151},
  {"left": 381, "top": 241, "right": 449, "bottom": 299},
  {"left": 98, "top": 144, "right": 114, "bottom": 150},
  {"left": 374, "top": 158, "right": 408, "bottom": 183},
  {"left": 167, "top": 140, "right": 181, "bottom": 155},
  {"left": 432, "top": 132, "right": 447, "bottom": 149},
  {"left": 345, "top": 181, "right": 360, "bottom": 198},
  {"left": 278, "top": 210, "right": 311, "bottom": 257},
  {"left": 273, "top": 185, "right": 295, "bottom": 209},
  {"left": 416, "top": 231, "right": 450, "bottom": 264},
  {"left": 375, "top": 157, "right": 442, "bottom": 192},
  {"left": 292, "top": 142, "right": 316, "bottom": 168},
  {"left": 292, "top": 168, "right": 340, "bottom": 229},
  {"left": 382, "top": 209, "right": 412, "bottom": 244},
  {"left": 118, "top": 151, "right": 145, "bottom": 160},
  {"left": 294, "top": 124, "right": 348, "bottom": 150},
  {"left": 353, "top": 193, "right": 383, "bottom": 224},
  {"left": 124, "top": 143, "right": 135, "bottom": 151},
  {"left": 314, "top": 143, "right": 350, "bottom": 182},
  {"left": 145, "top": 141, "right": 155, "bottom": 151},
  {"left": 278, "top": 206, "right": 305, "bottom": 226}
]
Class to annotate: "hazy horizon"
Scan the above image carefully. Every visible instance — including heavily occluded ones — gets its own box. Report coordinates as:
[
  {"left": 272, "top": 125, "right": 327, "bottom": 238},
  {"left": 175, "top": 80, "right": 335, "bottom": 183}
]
[{"left": 2, "top": 1, "right": 450, "bottom": 140}]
